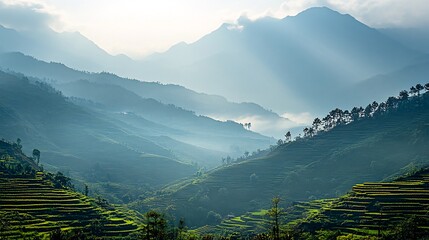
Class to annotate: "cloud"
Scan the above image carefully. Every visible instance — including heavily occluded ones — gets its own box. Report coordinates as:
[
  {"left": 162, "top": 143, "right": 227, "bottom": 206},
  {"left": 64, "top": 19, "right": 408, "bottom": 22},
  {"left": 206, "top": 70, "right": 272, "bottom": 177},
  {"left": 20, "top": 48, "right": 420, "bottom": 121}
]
[
  {"left": 278, "top": 0, "right": 429, "bottom": 28},
  {"left": 281, "top": 112, "right": 314, "bottom": 125},
  {"left": 0, "top": 0, "right": 59, "bottom": 31}
]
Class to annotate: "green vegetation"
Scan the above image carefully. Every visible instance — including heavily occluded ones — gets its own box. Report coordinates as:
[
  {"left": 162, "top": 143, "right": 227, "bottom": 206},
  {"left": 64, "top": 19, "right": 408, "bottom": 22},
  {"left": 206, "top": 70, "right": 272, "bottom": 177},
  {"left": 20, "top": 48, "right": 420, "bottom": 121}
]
[
  {"left": 0, "top": 70, "right": 198, "bottom": 203},
  {"left": 192, "top": 168, "right": 429, "bottom": 239},
  {"left": 0, "top": 140, "right": 140, "bottom": 239},
  {"left": 139, "top": 83, "right": 429, "bottom": 227},
  {"left": 298, "top": 167, "right": 429, "bottom": 238}
]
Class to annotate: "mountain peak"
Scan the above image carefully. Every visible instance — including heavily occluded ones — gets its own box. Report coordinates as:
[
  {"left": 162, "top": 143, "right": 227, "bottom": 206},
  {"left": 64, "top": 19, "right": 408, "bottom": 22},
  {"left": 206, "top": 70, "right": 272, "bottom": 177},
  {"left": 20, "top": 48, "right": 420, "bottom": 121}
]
[
  {"left": 288, "top": 6, "right": 352, "bottom": 22},
  {"left": 298, "top": 6, "right": 341, "bottom": 16}
]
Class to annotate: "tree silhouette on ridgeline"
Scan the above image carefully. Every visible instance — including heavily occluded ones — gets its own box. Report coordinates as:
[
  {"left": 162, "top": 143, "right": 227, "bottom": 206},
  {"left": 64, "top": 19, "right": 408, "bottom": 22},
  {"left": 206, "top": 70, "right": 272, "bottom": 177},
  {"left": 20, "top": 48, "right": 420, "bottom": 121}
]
[
  {"left": 278, "top": 82, "right": 429, "bottom": 145},
  {"left": 284, "top": 131, "right": 291, "bottom": 142}
]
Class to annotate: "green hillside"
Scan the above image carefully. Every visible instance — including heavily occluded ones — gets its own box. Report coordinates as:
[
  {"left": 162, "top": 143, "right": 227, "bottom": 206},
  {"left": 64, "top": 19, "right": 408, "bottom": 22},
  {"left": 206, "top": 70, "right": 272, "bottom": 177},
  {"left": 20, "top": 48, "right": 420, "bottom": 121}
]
[
  {"left": 59, "top": 79, "right": 272, "bottom": 155},
  {"left": 297, "top": 167, "right": 429, "bottom": 238},
  {"left": 195, "top": 200, "right": 329, "bottom": 238},
  {"left": 0, "top": 70, "right": 197, "bottom": 203},
  {"left": 194, "top": 168, "right": 429, "bottom": 239},
  {"left": 0, "top": 140, "right": 140, "bottom": 239},
  {"left": 140, "top": 85, "right": 429, "bottom": 227},
  {"left": 0, "top": 51, "right": 286, "bottom": 138}
]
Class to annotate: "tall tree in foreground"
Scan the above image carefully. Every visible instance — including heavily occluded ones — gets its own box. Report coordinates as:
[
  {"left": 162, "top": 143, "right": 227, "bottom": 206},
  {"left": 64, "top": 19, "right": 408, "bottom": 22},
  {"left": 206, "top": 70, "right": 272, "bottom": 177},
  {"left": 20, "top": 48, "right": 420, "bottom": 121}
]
[
  {"left": 142, "top": 210, "right": 167, "bottom": 240},
  {"left": 268, "top": 197, "right": 283, "bottom": 240}
]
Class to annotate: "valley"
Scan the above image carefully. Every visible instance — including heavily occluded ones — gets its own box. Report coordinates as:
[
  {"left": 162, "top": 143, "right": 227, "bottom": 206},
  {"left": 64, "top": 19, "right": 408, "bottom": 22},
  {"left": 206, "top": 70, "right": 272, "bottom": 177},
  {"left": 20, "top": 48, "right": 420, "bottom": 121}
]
[{"left": 0, "top": 3, "right": 429, "bottom": 239}]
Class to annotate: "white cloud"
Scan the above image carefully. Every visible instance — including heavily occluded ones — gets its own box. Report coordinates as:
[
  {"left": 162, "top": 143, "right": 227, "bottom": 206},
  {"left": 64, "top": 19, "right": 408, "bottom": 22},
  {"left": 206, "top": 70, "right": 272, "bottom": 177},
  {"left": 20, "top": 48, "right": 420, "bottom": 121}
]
[
  {"left": 0, "top": 0, "right": 62, "bottom": 31},
  {"left": 281, "top": 112, "right": 314, "bottom": 125}
]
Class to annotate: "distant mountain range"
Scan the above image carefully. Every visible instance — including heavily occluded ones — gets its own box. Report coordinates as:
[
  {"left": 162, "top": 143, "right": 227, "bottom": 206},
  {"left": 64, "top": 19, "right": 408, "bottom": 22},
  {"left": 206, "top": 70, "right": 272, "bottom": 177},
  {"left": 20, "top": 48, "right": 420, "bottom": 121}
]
[
  {"left": 0, "top": 52, "right": 289, "bottom": 138},
  {"left": 1, "top": 7, "right": 428, "bottom": 117},
  {"left": 137, "top": 7, "right": 420, "bottom": 113},
  {"left": 0, "top": 71, "right": 273, "bottom": 203}
]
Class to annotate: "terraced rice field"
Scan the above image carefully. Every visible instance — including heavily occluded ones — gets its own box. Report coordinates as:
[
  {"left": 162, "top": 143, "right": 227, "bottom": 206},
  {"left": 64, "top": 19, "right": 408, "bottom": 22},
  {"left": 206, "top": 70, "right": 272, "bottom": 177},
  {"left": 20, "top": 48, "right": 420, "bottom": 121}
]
[
  {"left": 0, "top": 172, "right": 139, "bottom": 239},
  {"left": 309, "top": 169, "right": 429, "bottom": 235},
  {"left": 197, "top": 200, "right": 329, "bottom": 236}
]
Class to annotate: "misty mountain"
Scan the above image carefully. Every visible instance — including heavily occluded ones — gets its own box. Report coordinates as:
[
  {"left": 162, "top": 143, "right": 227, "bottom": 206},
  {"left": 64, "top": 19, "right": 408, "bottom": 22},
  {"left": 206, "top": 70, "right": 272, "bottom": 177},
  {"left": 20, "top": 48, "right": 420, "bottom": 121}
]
[
  {"left": 57, "top": 79, "right": 272, "bottom": 155},
  {"left": 379, "top": 27, "right": 429, "bottom": 53},
  {"left": 1, "top": 7, "right": 422, "bottom": 117},
  {"left": 143, "top": 88, "right": 429, "bottom": 227},
  {"left": 0, "top": 71, "right": 198, "bottom": 202},
  {"left": 0, "top": 52, "right": 289, "bottom": 137},
  {"left": 0, "top": 59, "right": 274, "bottom": 158},
  {"left": 0, "top": 24, "right": 133, "bottom": 73},
  {"left": 136, "top": 7, "right": 419, "bottom": 114},
  {"left": 350, "top": 55, "right": 429, "bottom": 105}
]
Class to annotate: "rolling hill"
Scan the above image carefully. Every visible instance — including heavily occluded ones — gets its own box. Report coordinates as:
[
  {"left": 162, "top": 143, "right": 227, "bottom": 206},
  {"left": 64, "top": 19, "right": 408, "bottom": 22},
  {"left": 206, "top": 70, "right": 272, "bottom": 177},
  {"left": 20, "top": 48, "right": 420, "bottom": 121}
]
[
  {"left": 139, "top": 84, "right": 429, "bottom": 227},
  {"left": 196, "top": 167, "right": 429, "bottom": 238},
  {"left": 0, "top": 71, "right": 200, "bottom": 203},
  {"left": 297, "top": 168, "right": 429, "bottom": 238},
  {"left": 0, "top": 140, "right": 140, "bottom": 239},
  {"left": 0, "top": 52, "right": 288, "bottom": 138}
]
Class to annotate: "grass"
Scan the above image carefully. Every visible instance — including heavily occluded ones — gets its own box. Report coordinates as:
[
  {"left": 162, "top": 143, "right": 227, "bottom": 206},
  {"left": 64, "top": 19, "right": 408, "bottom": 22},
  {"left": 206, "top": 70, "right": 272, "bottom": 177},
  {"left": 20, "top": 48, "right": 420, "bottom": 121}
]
[
  {"left": 301, "top": 169, "right": 429, "bottom": 236},
  {"left": 142, "top": 96, "right": 429, "bottom": 227},
  {"left": 0, "top": 142, "right": 141, "bottom": 239},
  {"left": 195, "top": 200, "right": 330, "bottom": 236}
]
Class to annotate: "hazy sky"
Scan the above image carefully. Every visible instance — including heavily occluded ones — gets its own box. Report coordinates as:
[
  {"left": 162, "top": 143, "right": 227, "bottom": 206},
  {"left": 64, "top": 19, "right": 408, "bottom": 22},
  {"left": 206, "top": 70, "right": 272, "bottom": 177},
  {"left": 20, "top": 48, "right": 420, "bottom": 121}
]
[{"left": 1, "top": 0, "right": 428, "bottom": 58}]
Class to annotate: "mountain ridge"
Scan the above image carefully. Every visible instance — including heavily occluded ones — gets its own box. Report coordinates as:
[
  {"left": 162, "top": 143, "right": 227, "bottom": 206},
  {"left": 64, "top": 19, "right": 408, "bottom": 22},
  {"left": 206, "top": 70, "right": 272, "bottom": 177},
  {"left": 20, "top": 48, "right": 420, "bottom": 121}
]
[
  {"left": 0, "top": 52, "right": 289, "bottom": 137},
  {"left": 140, "top": 84, "right": 429, "bottom": 227}
]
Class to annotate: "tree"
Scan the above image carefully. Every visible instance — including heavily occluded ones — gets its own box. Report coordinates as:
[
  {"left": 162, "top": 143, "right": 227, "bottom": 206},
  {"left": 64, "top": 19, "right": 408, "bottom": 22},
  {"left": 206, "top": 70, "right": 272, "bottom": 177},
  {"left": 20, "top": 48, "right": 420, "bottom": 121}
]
[
  {"left": 312, "top": 118, "right": 322, "bottom": 131},
  {"left": 303, "top": 127, "right": 309, "bottom": 137},
  {"left": 84, "top": 184, "right": 89, "bottom": 196},
  {"left": 50, "top": 228, "right": 66, "bottom": 240},
  {"left": 226, "top": 156, "right": 232, "bottom": 165},
  {"left": 285, "top": 131, "right": 291, "bottom": 142},
  {"left": 364, "top": 104, "right": 372, "bottom": 118},
  {"left": 399, "top": 90, "right": 409, "bottom": 100},
  {"left": 16, "top": 138, "right": 22, "bottom": 150},
  {"left": 351, "top": 107, "right": 360, "bottom": 121},
  {"left": 386, "top": 97, "right": 398, "bottom": 109},
  {"left": 416, "top": 84, "right": 424, "bottom": 96},
  {"left": 89, "top": 219, "right": 104, "bottom": 236},
  {"left": 425, "top": 83, "right": 429, "bottom": 91},
  {"left": 308, "top": 127, "right": 315, "bottom": 137},
  {"left": 142, "top": 210, "right": 167, "bottom": 240},
  {"left": 53, "top": 172, "right": 72, "bottom": 189},
  {"left": 206, "top": 211, "right": 222, "bottom": 225},
  {"left": 371, "top": 101, "right": 379, "bottom": 112},
  {"left": 177, "top": 218, "right": 186, "bottom": 240},
  {"left": 267, "top": 197, "right": 283, "bottom": 240},
  {"left": 32, "top": 149, "right": 41, "bottom": 165},
  {"left": 244, "top": 151, "right": 250, "bottom": 158},
  {"left": 386, "top": 216, "right": 422, "bottom": 240},
  {"left": 410, "top": 86, "right": 417, "bottom": 96}
]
